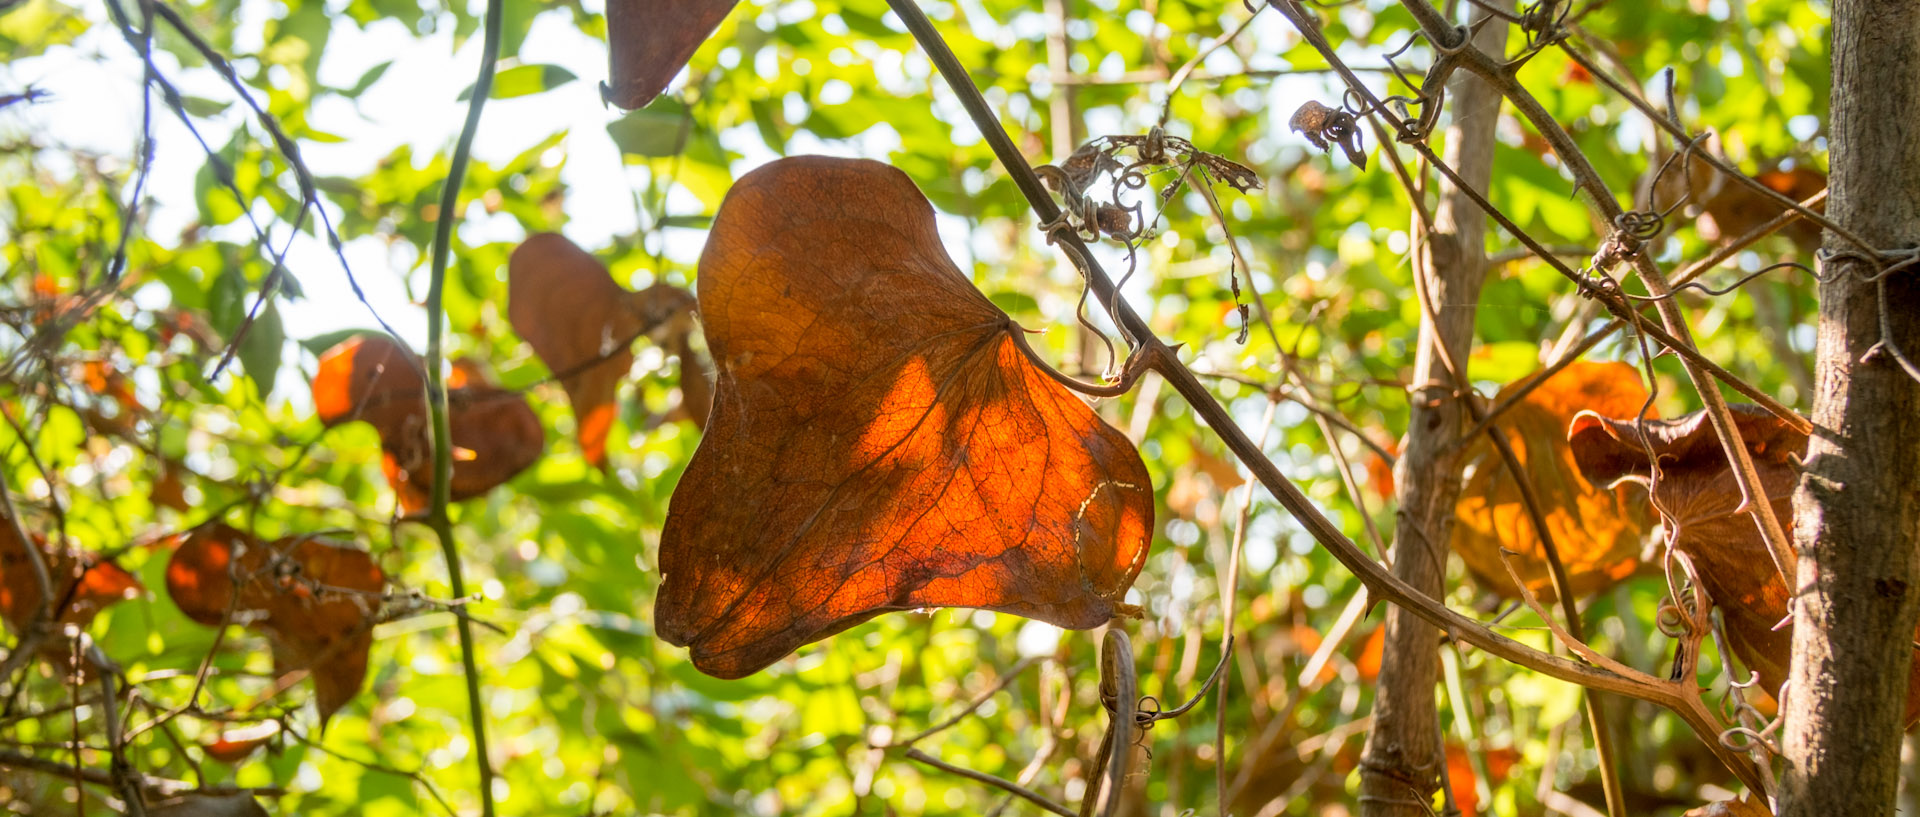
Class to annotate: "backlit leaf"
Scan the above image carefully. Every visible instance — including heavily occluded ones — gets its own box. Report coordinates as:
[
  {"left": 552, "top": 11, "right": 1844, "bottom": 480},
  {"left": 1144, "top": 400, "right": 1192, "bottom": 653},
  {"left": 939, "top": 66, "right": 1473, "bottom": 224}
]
[
  {"left": 603, "top": 0, "right": 738, "bottom": 110},
  {"left": 311, "top": 334, "right": 543, "bottom": 514},
  {"left": 507, "top": 233, "right": 695, "bottom": 466},
  {"left": 166, "top": 523, "right": 385, "bottom": 725},
  {"left": 607, "top": 109, "right": 691, "bottom": 159},
  {"left": 0, "top": 514, "right": 142, "bottom": 643},
  {"left": 461, "top": 63, "right": 575, "bottom": 101},
  {"left": 657, "top": 157, "right": 1153, "bottom": 679},
  {"left": 1452, "top": 361, "right": 1656, "bottom": 600}
]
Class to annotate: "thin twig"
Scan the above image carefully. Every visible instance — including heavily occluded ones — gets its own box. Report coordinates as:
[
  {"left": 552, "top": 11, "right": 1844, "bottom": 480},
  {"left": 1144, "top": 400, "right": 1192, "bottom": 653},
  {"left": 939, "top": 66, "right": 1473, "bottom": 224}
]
[
  {"left": 905, "top": 748, "right": 1076, "bottom": 817},
  {"left": 1158, "top": 6, "right": 1266, "bottom": 126},
  {"left": 0, "top": 748, "right": 286, "bottom": 798},
  {"left": 422, "top": 0, "right": 506, "bottom": 809},
  {"left": 1217, "top": 397, "right": 1278, "bottom": 815},
  {"left": 878, "top": 656, "right": 1039, "bottom": 747}
]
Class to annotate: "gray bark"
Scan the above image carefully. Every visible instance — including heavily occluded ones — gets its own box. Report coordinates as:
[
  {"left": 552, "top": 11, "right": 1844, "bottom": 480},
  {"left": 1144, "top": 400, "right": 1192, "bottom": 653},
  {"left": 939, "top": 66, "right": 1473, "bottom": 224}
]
[
  {"left": 1357, "top": 10, "right": 1506, "bottom": 816},
  {"left": 1780, "top": 0, "right": 1920, "bottom": 813}
]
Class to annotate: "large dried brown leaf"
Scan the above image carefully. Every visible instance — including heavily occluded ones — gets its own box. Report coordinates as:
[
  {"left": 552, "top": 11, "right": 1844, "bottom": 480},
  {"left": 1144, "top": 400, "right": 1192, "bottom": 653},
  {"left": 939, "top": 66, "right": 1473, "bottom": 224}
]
[
  {"left": 657, "top": 157, "right": 1154, "bottom": 679},
  {"left": 1453, "top": 362, "right": 1656, "bottom": 600},
  {"left": 1570, "top": 403, "right": 1920, "bottom": 725},
  {"left": 604, "top": 0, "right": 738, "bottom": 110},
  {"left": 507, "top": 233, "right": 697, "bottom": 466},
  {"left": 166, "top": 523, "right": 385, "bottom": 726},
  {"left": 311, "top": 334, "right": 543, "bottom": 514}
]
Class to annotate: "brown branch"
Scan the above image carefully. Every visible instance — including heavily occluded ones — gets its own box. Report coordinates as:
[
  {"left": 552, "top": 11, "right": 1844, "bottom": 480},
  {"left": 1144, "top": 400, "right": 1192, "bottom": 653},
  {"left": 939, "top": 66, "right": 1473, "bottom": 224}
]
[
  {"left": 876, "top": 656, "right": 1039, "bottom": 748},
  {"left": 885, "top": 0, "right": 1727, "bottom": 728},
  {"left": 1383, "top": 0, "right": 1800, "bottom": 595},
  {"left": 0, "top": 748, "right": 286, "bottom": 799},
  {"left": 905, "top": 748, "right": 1075, "bottom": 817}
]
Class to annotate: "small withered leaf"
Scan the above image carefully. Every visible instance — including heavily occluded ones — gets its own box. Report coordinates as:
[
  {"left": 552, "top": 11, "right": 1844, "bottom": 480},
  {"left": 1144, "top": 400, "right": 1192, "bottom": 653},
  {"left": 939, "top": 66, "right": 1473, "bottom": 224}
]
[
  {"left": 657, "top": 156, "right": 1155, "bottom": 679},
  {"left": 201, "top": 721, "right": 280, "bottom": 764},
  {"left": 1289, "top": 101, "right": 1339, "bottom": 152},
  {"left": 1051, "top": 141, "right": 1122, "bottom": 198},
  {"left": 507, "top": 232, "right": 696, "bottom": 466},
  {"left": 1197, "top": 153, "right": 1263, "bottom": 193},
  {"left": 0, "top": 512, "right": 142, "bottom": 673},
  {"left": 1289, "top": 100, "right": 1367, "bottom": 169},
  {"left": 166, "top": 524, "right": 386, "bottom": 726},
  {"left": 604, "top": 0, "right": 739, "bottom": 110},
  {"left": 310, "top": 335, "right": 542, "bottom": 514}
]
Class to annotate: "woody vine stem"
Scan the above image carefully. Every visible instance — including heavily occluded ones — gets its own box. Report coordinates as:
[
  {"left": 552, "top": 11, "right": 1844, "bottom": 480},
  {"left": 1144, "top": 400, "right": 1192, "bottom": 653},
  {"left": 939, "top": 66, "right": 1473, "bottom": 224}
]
[
  {"left": 886, "top": 0, "right": 1771, "bottom": 796},
  {"left": 423, "top": 0, "right": 504, "bottom": 810}
]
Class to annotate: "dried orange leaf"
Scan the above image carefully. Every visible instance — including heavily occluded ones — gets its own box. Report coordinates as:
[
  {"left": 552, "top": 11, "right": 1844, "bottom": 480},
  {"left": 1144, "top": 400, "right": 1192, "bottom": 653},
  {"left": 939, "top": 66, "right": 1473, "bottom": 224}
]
[
  {"left": 1571, "top": 405, "right": 1803, "bottom": 699},
  {"left": 167, "top": 524, "right": 386, "bottom": 725},
  {"left": 311, "top": 334, "right": 542, "bottom": 514},
  {"left": 1452, "top": 361, "right": 1656, "bottom": 600},
  {"left": 657, "top": 157, "right": 1154, "bottom": 679},
  {"left": 604, "top": 0, "right": 738, "bottom": 110},
  {"left": 1354, "top": 624, "right": 1386, "bottom": 682},
  {"left": 0, "top": 514, "right": 142, "bottom": 638},
  {"left": 507, "top": 233, "right": 695, "bottom": 466},
  {"left": 201, "top": 721, "right": 280, "bottom": 764},
  {"left": 1444, "top": 741, "right": 1522, "bottom": 817}
]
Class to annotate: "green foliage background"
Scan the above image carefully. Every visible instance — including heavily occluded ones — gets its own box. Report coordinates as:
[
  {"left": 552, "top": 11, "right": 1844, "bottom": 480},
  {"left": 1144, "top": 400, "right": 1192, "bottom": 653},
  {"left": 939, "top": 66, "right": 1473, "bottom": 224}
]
[{"left": 0, "top": 0, "right": 1833, "bottom": 813}]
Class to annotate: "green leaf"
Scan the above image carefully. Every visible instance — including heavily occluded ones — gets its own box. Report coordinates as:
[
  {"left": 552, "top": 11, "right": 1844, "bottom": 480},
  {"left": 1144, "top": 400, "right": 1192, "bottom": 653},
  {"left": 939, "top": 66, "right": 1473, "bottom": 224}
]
[
  {"left": 207, "top": 267, "right": 247, "bottom": 336},
  {"left": 180, "top": 96, "right": 231, "bottom": 117},
  {"left": 340, "top": 60, "right": 393, "bottom": 98},
  {"left": 299, "top": 327, "right": 383, "bottom": 356},
  {"left": 461, "top": 63, "right": 577, "bottom": 101},
  {"left": 606, "top": 109, "right": 690, "bottom": 159},
  {"left": 237, "top": 299, "right": 285, "bottom": 398}
]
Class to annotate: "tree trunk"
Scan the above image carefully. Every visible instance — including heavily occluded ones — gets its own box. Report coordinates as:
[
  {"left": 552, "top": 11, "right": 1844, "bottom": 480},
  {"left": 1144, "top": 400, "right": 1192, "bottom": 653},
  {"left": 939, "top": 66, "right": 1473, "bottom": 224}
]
[
  {"left": 1357, "top": 10, "right": 1506, "bottom": 815},
  {"left": 1779, "top": 1, "right": 1920, "bottom": 813}
]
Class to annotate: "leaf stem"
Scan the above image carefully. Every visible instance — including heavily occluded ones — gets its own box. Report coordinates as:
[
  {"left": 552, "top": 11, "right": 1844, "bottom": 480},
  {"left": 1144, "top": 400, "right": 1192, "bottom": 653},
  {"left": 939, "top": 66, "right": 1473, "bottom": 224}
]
[{"left": 424, "top": 0, "right": 505, "bottom": 811}]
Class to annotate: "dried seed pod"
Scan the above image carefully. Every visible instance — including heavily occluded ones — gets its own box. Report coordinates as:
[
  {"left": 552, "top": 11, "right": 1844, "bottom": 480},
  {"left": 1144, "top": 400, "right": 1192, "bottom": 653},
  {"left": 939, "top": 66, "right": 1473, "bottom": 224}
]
[{"left": 1289, "top": 100, "right": 1367, "bottom": 169}]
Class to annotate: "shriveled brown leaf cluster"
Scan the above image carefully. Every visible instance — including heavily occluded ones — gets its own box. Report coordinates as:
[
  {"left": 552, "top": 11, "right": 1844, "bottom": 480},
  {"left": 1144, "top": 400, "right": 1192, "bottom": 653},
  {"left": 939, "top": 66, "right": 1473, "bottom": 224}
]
[{"left": 166, "top": 523, "right": 386, "bottom": 726}]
